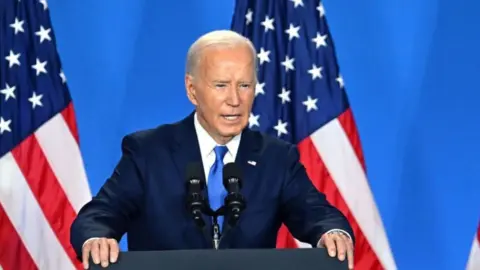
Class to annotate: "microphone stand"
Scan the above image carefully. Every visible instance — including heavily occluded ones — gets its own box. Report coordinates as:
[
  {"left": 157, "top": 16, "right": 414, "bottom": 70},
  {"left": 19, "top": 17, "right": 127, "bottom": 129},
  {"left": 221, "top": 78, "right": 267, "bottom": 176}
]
[
  {"left": 205, "top": 205, "right": 225, "bottom": 250},
  {"left": 207, "top": 201, "right": 245, "bottom": 250},
  {"left": 212, "top": 214, "right": 221, "bottom": 250}
]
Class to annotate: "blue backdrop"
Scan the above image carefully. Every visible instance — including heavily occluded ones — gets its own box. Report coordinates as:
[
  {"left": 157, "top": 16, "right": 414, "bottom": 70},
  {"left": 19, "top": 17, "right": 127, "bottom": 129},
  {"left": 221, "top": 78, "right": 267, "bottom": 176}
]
[{"left": 48, "top": 0, "right": 480, "bottom": 269}]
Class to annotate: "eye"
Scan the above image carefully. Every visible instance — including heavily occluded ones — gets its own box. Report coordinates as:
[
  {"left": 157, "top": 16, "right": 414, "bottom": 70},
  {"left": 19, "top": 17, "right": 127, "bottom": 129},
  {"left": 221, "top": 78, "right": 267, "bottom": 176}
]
[
  {"left": 215, "top": 83, "right": 227, "bottom": 88},
  {"left": 239, "top": 83, "right": 251, "bottom": 89}
]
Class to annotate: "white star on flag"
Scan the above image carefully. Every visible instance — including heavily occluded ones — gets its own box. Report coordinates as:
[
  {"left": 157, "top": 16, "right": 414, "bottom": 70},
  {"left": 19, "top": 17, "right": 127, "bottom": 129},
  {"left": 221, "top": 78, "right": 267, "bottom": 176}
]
[
  {"left": 290, "top": 0, "right": 304, "bottom": 8},
  {"left": 312, "top": 32, "right": 328, "bottom": 48},
  {"left": 278, "top": 88, "right": 291, "bottom": 104},
  {"left": 257, "top": 48, "right": 271, "bottom": 64},
  {"left": 39, "top": 0, "right": 48, "bottom": 10},
  {"left": 261, "top": 16, "right": 275, "bottom": 32},
  {"left": 337, "top": 75, "right": 345, "bottom": 88},
  {"left": 0, "top": 117, "right": 12, "bottom": 134},
  {"left": 32, "top": 58, "right": 48, "bottom": 75},
  {"left": 249, "top": 113, "right": 260, "bottom": 128},
  {"left": 10, "top": 18, "right": 25, "bottom": 34},
  {"left": 255, "top": 82, "right": 265, "bottom": 96},
  {"left": 28, "top": 92, "right": 43, "bottom": 109},
  {"left": 317, "top": 2, "right": 325, "bottom": 17},
  {"left": 1, "top": 83, "right": 16, "bottom": 101},
  {"left": 281, "top": 55, "right": 295, "bottom": 72},
  {"left": 273, "top": 119, "right": 288, "bottom": 137},
  {"left": 303, "top": 96, "right": 318, "bottom": 112},
  {"left": 285, "top": 24, "right": 300, "bottom": 40},
  {"left": 35, "top": 26, "right": 52, "bottom": 43},
  {"left": 5, "top": 50, "right": 21, "bottom": 68},
  {"left": 60, "top": 70, "right": 67, "bottom": 83},
  {"left": 308, "top": 64, "right": 323, "bottom": 80},
  {"left": 245, "top": 9, "right": 253, "bottom": 25}
]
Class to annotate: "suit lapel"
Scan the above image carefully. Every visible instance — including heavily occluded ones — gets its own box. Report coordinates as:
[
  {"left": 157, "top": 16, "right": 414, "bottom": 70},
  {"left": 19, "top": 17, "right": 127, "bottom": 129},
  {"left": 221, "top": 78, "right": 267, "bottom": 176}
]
[
  {"left": 171, "top": 111, "right": 204, "bottom": 183},
  {"left": 234, "top": 128, "right": 262, "bottom": 203},
  {"left": 170, "top": 112, "right": 213, "bottom": 246},
  {"left": 220, "top": 128, "right": 263, "bottom": 246}
]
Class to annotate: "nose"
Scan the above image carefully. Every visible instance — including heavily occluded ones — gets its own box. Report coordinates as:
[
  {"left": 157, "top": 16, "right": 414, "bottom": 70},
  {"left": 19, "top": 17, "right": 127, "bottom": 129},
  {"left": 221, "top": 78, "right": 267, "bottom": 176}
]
[{"left": 226, "top": 87, "right": 240, "bottom": 107}]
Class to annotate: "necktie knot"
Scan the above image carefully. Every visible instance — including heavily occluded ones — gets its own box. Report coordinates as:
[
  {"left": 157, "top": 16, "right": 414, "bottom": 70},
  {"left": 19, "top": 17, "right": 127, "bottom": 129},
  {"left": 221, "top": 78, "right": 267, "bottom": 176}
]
[{"left": 214, "top": 145, "right": 228, "bottom": 163}]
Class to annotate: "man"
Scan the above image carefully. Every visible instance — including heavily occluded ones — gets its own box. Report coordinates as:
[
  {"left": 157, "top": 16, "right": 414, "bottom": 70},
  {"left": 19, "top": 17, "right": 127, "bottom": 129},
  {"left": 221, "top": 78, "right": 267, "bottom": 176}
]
[{"left": 70, "top": 30, "right": 355, "bottom": 269}]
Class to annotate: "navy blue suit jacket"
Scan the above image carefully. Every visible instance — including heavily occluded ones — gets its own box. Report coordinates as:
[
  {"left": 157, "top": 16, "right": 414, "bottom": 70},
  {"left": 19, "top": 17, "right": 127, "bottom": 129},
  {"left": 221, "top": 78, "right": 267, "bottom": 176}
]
[{"left": 70, "top": 112, "right": 353, "bottom": 257}]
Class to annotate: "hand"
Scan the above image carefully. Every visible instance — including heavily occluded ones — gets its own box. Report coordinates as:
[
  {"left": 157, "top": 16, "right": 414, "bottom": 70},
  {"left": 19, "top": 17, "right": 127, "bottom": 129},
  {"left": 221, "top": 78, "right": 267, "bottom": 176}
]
[
  {"left": 82, "top": 238, "right": 119, "bottom": 269},
  {"left": 319, "top": 231, "right": 354, "bottom": 269}
]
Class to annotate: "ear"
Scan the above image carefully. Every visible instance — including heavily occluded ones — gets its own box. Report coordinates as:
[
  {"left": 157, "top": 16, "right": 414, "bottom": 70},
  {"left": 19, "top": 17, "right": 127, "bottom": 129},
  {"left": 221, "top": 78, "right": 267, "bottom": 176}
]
[{"left": 185, "top": 74, "right": 198, "bottom": 106}]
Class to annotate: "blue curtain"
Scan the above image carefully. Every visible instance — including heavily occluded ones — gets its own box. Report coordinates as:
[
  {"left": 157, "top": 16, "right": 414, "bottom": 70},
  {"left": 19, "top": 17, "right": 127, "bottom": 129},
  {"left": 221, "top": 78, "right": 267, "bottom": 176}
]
[{"left": 48, "top": 0, "right": 480, "bottom": 269}]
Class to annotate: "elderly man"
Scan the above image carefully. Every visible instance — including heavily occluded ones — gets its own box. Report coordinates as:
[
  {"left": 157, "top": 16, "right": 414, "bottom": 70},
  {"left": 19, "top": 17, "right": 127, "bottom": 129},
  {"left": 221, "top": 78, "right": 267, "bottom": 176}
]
[{"left": 70, "top": 30, "right": 355, "bottom": 269}]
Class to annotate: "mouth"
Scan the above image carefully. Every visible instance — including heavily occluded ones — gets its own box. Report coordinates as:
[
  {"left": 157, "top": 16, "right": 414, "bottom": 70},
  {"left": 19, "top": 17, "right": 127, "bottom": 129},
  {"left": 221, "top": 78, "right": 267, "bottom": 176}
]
[{"left": 221, "top": 114, "right": 241, "bottom": 121}]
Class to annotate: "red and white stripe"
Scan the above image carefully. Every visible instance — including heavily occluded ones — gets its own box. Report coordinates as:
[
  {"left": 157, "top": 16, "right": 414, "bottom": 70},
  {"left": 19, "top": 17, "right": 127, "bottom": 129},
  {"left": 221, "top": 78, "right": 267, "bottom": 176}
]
[
  {"left": 0, "top": 103, "right": 91, "bottom": 270},
  {"left": 276, "top": 109, "right": 397, "bottom": 270},
  {"left": 466, "top": 222, "right": 480, "bottom": 270}
]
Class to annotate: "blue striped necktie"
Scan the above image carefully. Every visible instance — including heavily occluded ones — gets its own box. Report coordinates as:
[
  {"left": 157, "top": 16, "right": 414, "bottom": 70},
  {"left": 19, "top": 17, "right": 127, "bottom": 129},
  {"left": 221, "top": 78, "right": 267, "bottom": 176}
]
[{"left": 208, "top": 145, "right": 228, "bottom": 232}]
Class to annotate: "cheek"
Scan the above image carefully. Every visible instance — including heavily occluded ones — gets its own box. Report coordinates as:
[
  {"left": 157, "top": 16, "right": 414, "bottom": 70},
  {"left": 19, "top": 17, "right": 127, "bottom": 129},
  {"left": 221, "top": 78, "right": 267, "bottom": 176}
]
[
  {"left": 241, "top": 91, "right": 255, "bottom": 106},
  {"left": 200, "top": 92, "right": 220, "bottom": 108},
  {"left": 206, "top": 97, "right": 226, "bottom": 117}
]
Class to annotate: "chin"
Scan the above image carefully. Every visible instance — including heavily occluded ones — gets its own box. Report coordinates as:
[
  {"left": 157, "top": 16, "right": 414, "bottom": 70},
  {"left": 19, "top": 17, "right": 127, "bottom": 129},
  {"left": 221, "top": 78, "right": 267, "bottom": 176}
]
[
  {"left": 219, "top": 124, "right": 245, "bottom": 138},
  {"left": 220, "top": 129, "right": 242, "bottom": 138}
]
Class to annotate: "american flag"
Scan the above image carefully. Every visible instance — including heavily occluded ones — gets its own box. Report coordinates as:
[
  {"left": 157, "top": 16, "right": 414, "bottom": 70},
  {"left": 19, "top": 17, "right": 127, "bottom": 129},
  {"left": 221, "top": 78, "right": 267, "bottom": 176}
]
[
  {"left": 0, "top": 1, "right": 91, "bottom": 269},
  {"left": 466, "top": 221, "right": 480, "bottom": 269},
  {"left": 231, "top": 0, "right": 396, "bottom": 269}
]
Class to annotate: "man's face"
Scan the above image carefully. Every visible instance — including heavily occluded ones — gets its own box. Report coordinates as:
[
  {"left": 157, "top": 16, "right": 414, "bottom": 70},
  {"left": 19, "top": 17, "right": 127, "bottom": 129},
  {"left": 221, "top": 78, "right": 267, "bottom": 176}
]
[{"left": 185, "top": 44, "right": 256, "bottom": 143}]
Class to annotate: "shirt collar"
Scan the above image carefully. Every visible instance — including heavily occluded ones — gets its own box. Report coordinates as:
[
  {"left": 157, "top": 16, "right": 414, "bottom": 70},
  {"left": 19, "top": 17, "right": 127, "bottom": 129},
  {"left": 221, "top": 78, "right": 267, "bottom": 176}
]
[{"left": 194, "top": 112, "right": 241, "bottom": 159}]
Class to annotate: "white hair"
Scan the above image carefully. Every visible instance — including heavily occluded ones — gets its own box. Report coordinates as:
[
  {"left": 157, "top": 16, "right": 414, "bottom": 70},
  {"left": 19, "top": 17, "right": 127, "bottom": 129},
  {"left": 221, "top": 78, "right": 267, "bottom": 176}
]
[{"left": 185, "top": 30, "right": 257, "bottom": 79}]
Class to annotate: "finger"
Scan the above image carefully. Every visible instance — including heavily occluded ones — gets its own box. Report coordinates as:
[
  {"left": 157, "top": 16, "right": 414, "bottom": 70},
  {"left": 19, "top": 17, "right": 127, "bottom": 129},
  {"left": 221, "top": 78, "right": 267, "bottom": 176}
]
[
  {"left": 333, "top": 234, "right": 346, "bottom": 261},
  {"left": 345, "top": 237, "right": 355, "bottom": 269},
  {"left": 323, "top": 234, "right": 337, "bottom": 257},
  {"left": 99, "top": 238, "right": 110, "bottom": 267},
  {"left": 82, "top": 243, "right": 92, "bottom": 269},
  {"left": 108, "top": 239, "right": 119, "bottom": 263},
  {"left": 90, "top": 240, "right": 101, "bottom": 265}
]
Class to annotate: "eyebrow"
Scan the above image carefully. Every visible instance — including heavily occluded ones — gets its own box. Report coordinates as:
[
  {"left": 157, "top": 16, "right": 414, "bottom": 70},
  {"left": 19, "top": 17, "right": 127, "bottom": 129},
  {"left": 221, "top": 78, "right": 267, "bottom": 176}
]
[
  {"left": 212, "top": 80, "right": 254, "bottom": 84},
  {"left": 212, "top": 80, "right": 230, "bottom": 84}
]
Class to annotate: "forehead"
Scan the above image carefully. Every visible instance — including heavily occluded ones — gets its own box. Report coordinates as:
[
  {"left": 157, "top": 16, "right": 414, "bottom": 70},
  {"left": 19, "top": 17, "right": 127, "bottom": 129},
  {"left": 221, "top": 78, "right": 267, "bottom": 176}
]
[{"left": 200, "top": 45, "right": 255, "bottom": 76}]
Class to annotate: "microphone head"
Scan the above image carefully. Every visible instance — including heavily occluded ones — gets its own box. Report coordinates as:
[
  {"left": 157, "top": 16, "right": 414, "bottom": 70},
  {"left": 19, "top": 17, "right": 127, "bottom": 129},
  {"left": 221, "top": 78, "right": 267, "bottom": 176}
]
[
  {"left": 185, "top": 162, "right": 205, "bottom": 190},
  {"left": 223, "top": 162, "right": 242, "bottom": 190}
]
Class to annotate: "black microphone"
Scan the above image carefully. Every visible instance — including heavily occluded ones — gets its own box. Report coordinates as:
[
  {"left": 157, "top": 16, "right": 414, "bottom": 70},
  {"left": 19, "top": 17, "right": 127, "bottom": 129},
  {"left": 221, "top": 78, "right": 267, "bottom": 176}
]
[
  {"left": 222, "top": 162, "right": 245, "bottom": 226},
  {"left": 185, "top": 162, "right": 207, "bottom": 229}
]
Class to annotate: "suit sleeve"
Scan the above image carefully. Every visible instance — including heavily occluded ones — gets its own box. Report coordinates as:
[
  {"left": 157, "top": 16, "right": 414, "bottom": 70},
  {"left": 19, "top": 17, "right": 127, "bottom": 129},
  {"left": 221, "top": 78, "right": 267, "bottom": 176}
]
[
  {"left": 70, "top": 135, "right": 145, "bottom": 258},
  {"left": 279, "top": 144, "right": 355, "bottom": 247}
]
